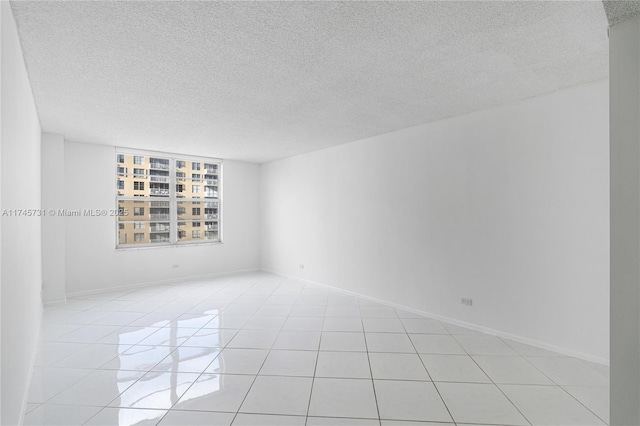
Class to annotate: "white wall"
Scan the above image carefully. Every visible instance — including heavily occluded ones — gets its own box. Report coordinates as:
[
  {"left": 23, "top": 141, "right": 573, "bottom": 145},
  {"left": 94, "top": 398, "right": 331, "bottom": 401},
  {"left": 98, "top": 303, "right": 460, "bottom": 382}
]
[
  {"left": 63, "top": 140, "right": 261, "bottom": 294},
  {"left": 42, "top": 133, "right": 66, "bottom": 304},
  {"left": 1, "top": 2, "right": 43, "bottom": 424},
  {"left": 261, "top": 80, "right": 610, "bottom": 362}
]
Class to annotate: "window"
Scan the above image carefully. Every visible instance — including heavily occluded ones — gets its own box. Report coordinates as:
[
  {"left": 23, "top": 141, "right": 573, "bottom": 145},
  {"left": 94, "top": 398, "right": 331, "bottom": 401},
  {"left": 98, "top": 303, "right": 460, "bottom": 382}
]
[
  {"left": 205, "top": 207, "right": 217, "bottom": 218},
  {"left": 116, "top": 150, "right": 222, "bottom": 248}
]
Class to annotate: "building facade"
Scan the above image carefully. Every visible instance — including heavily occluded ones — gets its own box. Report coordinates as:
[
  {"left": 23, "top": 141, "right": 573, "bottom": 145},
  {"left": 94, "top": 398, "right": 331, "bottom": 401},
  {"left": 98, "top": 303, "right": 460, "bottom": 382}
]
[{"left": 117, "top": 153, "right": 220, "bottom": 246}]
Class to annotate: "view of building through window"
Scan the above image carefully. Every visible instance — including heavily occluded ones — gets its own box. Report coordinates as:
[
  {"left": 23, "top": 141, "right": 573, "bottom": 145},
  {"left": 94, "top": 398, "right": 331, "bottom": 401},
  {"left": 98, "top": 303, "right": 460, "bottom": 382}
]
[{"left": 116, "top": 151, "right": 221, "bottom": 247}]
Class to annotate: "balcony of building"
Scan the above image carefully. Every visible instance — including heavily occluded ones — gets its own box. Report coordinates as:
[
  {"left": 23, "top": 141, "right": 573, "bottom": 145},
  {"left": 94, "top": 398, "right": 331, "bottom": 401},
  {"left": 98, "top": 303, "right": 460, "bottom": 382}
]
[
  {"left": 149, "top": 159, "right": 170, "bottom": 170},
  {"left": 205, "top": 231, "right": 219, "bottom": 239},
  {"left": 149, "top": 213, "right": 169, "bottom": 220},
  {"left": 150, "top": 236, "right": 170, "bottom": 243},
  {"left": 150, "top": 223, "right": 171, "bottom": 232}
]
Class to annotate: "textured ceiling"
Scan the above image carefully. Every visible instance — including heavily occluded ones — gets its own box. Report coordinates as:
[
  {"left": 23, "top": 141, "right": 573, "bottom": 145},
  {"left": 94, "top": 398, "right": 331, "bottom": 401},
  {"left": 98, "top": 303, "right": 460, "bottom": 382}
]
[
  {"left": 11, "top": 1, "right": 608, "bottom": 163},
  {"left": 603, "top": 0, "right": 640, "bottom": 26}
]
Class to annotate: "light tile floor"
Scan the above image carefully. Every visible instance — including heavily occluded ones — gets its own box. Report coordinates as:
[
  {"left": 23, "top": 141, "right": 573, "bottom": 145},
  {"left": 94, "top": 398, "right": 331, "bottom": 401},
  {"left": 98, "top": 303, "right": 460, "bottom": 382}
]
[{"left": 25, "top": 272, "right": 609, "bottom": 426}]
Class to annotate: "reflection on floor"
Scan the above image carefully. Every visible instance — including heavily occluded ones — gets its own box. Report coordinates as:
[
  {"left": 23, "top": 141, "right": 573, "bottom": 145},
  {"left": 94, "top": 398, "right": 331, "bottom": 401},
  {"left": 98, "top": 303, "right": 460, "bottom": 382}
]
[{"left": 26, "top": 272, "right": 609, "bottom": 425}]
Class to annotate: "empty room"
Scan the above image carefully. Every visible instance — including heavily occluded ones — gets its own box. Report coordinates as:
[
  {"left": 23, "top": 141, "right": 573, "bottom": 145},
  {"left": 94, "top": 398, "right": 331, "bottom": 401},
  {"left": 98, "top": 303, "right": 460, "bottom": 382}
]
[{"left": 2, "top": 1, "right": 639, "bottom": 425}]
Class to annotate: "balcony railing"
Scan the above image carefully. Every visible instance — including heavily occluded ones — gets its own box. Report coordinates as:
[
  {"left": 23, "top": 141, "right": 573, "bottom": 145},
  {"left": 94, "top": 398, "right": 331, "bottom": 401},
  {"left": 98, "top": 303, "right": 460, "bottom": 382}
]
[
  {"left": 205, "top": 179, "right": 218, "bottom": 185},
  {"left": 150, "top": 189, "right": 169, "bottom": 196},
  {"left": 150, "top": 176, "right": 168, "bottom": 182},
  {"left": 150, "top": 214, "right": 169, "bottom": 220},
  {"left": 205, "top": 214, "right": 218, "bottom": 219},
  {"left": 149, "top": 162, "right": 169, "bottom": 170},
  {"left": 150, "top": 226, "right": 170, "bottom": 232},
  {"left": 150, "top": 237, "right": 170, "bottom": 243}
]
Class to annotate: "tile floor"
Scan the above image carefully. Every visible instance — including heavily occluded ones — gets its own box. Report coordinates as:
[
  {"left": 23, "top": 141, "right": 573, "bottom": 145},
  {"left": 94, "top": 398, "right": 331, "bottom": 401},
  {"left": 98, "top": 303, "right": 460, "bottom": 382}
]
[{"left": 25, "top": 272, "right": 609, "bottom": 425}]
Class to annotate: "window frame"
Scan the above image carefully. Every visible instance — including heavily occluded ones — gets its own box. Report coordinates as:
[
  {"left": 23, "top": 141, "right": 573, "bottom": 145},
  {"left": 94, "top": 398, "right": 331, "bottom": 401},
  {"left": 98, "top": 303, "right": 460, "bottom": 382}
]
[{"left": 116, "top": 148, "right": 223, "bottom": 249}]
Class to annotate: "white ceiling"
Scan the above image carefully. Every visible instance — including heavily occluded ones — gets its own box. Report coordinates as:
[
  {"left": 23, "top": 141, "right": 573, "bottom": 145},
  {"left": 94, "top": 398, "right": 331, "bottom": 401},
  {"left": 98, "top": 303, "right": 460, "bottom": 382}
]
[{"left": 11, "top": 1, "right": 609, "bottom": 164}]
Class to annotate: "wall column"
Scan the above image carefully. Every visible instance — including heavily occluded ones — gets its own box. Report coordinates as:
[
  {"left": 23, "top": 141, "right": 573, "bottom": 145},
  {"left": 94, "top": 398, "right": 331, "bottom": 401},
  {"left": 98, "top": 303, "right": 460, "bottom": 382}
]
[
  {"left": 41, "top": 133, "right": 66, "bottom": 304},
  {"left": 609, "top": 12, "right": 640, "bottom": 426}
]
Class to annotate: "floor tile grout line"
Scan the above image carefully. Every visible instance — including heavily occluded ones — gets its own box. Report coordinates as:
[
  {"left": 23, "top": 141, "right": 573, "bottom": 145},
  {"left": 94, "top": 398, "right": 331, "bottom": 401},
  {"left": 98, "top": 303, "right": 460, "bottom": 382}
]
[
  {"left": 497, "top": 336, "right": 610, "bottom": 425},
  {"left": 304, "top": 289, "right": 327, "bottom": 426},
  {"left": 402, "top": 317, "right": 457, "bottom": 424},
  {"left": 135, "top": 277, "right": 229, "bottom": 426},
  {"left": 359, "top": 298, "right": 383, "bottom": 426},
  {"left": 31, "top": 272, "right": 609, "bottom": 426},
  {"left": 449, "top": 333, "right": 533, "bottom": 426},
  {"left": 554, "top": 384, "right": 610, "bottom": 425},
  {"left": 499, "top": 333, "right": 610, "bottom": 384},
  {"left": 176, "top": 274, "right": 270, "bottom": 425},
  {"left": 26, "top": 365, "right": 97, "bottom": 407},
  {"left": 227, "top": 274, "right": 305, "bottom": 425},
  {"left": 35, "top": 320, "right": 164, "bottom": 405},
  {"left": 101, "top": 273, "right": 251, "bottom": 426}
]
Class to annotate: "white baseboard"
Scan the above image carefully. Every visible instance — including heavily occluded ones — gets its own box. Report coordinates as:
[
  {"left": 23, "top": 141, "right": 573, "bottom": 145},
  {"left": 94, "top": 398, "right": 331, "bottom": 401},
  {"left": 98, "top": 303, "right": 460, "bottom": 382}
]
[
  {"left": 262, "top": 268, "right": 609, "bottom": 366},
  {"left": 43, "top": 297, "right": 67, "bottom": 307},
  {"left": 65, "top": 268, "right": 260, "bottom": 298}
]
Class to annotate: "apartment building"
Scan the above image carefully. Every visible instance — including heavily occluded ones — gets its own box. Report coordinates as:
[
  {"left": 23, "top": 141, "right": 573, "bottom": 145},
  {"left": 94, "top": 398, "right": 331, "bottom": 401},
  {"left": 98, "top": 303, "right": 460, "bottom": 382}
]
[{"left": 117, "top": 154, "right": 220, "bottom": 246}]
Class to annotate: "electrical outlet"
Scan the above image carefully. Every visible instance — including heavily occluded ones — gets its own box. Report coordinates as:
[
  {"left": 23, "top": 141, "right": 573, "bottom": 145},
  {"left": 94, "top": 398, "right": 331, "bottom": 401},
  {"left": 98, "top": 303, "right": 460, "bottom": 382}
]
[
  {"left": 461, "top": 297, "right": 473, "bottom": 306},
  {"left": 299, "top": 264, "right": 304, "bottom": 270}
]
